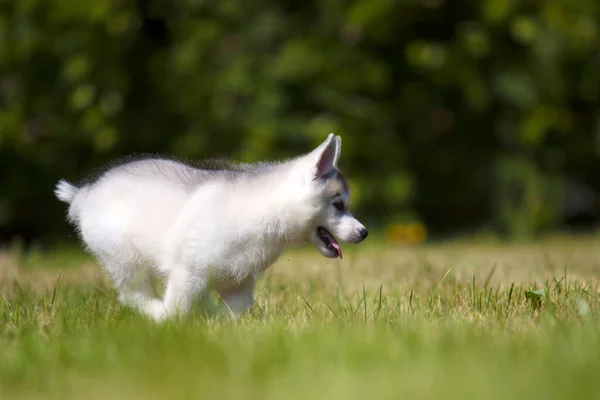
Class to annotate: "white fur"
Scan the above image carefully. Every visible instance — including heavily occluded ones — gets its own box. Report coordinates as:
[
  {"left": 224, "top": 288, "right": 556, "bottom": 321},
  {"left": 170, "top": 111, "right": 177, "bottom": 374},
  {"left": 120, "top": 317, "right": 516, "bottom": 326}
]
[
  {"left": 54, "top": 180, "right": 77, "bottom": 203},
  {"left": 55, "top": 133, "right": 367, "bottom": 322}
]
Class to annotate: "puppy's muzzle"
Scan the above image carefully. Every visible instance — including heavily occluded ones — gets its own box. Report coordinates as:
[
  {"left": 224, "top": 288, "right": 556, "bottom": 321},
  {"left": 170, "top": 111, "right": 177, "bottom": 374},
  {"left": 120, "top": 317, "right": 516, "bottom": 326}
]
[{"left": 346, "top": 228, "right": 369, "bottom": 243}]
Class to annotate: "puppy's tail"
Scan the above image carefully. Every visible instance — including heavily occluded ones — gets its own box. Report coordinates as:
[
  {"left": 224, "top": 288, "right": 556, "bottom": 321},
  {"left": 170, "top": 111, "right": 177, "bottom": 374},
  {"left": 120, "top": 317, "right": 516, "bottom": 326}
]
[{"left": 54, "top": 180, "right": 78, "bottom": 204}]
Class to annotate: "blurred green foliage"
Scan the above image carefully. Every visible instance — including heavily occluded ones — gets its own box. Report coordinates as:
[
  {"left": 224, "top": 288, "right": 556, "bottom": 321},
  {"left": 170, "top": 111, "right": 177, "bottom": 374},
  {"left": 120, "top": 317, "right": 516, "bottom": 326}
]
[{"left": 0, "top": 0, "right": 599, "bottom": 243}]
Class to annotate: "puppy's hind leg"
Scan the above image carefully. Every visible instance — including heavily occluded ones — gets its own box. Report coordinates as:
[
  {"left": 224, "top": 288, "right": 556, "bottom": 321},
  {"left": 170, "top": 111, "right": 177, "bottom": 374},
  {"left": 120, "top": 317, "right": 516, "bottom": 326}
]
[
  {"left": 99, "top": 256, "right": 166, "bottom": 320},
  {"left": 118, "top": 278, "right": 167, "bottom": 321}
]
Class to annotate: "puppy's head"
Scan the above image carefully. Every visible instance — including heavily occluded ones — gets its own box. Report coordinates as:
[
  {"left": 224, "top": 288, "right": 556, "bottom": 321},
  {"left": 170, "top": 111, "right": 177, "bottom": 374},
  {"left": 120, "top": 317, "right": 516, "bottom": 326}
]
[{"left": 298, "top": 133, "right": 368, "bottom": 259}]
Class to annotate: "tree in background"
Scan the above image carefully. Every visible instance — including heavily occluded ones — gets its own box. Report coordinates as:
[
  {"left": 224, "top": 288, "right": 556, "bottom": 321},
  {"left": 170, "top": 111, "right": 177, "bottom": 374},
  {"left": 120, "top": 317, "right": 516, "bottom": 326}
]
[{"left": 0, "top": 0, "right": 598, "bottom": 244}]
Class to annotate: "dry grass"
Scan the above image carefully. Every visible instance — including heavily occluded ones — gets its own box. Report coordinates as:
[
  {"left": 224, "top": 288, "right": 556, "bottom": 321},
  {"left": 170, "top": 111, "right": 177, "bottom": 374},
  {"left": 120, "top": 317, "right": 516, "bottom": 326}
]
[{"left": 1, "top": 236, "right": 600, "bottom": 400}]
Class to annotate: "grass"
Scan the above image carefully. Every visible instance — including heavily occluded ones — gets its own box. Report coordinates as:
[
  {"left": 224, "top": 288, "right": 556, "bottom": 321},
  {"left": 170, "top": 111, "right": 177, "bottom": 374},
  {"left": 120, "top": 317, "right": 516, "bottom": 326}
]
[{"left": 2, "top": 235, "right": 600, "bottom": 399}]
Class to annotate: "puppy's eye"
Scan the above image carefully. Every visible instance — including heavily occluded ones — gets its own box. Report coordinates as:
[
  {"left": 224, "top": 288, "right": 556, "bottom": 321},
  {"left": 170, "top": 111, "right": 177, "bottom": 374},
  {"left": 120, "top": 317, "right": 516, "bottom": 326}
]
[{"left": 333, "top": 201, "right": 345, "bottom": 211}]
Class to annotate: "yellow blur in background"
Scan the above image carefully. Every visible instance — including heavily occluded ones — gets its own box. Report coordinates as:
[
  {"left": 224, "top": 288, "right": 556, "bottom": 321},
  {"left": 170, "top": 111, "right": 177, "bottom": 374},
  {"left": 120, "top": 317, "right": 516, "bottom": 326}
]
[{"left": 384, "top": 222, "right": 428, "bottom": 245}]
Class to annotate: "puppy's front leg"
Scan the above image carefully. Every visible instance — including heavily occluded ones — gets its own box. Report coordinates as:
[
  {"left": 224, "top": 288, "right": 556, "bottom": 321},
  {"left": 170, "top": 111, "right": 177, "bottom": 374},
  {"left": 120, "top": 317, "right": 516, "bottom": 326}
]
[{"left": 159, "top": 266, "right": 206, "bottom": 321}]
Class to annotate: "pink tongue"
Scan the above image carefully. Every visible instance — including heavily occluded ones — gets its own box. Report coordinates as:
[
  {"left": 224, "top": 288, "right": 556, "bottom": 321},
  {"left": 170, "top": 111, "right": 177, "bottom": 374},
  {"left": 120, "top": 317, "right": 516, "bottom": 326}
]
[{"left": 331, "top": 241, "right": 342, "bottom": 259}]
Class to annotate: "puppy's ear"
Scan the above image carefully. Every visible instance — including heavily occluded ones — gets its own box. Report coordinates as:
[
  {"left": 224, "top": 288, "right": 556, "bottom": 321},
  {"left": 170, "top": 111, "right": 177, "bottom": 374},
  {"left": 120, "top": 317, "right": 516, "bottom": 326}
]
[
  {"left": 333, "top": 135, "right": 342, "bottom": 167},
  {"left": 306, "top": 133, "right": 338, "bottom": 180}
]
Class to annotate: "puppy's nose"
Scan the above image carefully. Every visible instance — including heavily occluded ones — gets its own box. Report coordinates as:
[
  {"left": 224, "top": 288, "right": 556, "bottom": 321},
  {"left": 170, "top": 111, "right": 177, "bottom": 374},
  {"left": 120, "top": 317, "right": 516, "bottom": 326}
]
[{"left": 359, "top": 228, "right": 369, "bottom": 240}]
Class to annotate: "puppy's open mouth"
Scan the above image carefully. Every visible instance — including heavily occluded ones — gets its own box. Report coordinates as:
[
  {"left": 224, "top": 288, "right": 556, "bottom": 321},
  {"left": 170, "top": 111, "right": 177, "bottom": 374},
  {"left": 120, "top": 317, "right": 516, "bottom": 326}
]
[{"left": 317, "top": 227, "right": 342, "bottom": 258}]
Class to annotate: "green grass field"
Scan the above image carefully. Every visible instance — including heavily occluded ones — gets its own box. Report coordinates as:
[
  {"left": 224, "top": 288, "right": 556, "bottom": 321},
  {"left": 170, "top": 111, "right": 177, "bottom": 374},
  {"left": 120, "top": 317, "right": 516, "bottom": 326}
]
[{"left": 2, "top": 236, "right": 600, "bottom": 400}]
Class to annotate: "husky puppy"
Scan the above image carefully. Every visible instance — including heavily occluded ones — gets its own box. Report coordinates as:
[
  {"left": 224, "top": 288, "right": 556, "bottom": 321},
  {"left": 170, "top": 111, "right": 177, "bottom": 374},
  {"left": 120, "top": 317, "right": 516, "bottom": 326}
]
[{"left": 55, "top": 133, "right": 368, "bottom": 321}]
